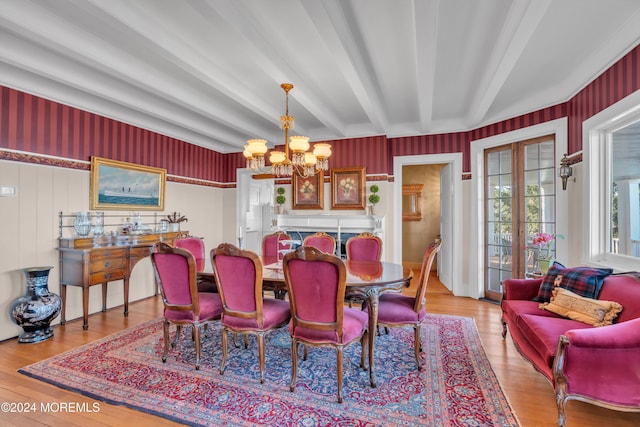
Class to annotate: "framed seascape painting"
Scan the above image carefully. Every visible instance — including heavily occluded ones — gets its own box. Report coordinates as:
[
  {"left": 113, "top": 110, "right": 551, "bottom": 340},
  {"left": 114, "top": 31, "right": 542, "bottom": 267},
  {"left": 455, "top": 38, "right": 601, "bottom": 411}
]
[
  {"left": 330, "top": 167, "right": 365, "bottom": 210},
  {"left": 90, "top": 157, "right": 166, "bottom": 210},
  {"left": 292, "top": 171, "right": 323, "bottom": 210}
]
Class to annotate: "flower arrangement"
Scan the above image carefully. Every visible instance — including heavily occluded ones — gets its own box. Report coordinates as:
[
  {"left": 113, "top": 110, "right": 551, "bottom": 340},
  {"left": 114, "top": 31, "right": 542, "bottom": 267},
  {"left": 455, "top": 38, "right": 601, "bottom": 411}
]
[
  {"left": 299, "top": 181, "right": 315, "bottom": 198},
  {"left": 529, "top": 232, "right": 562, "bottom": 260},
  {"left": 340, "top": 177, "right": 355, "bottom": 195},
  {"left": 166, "top": 212, "right": 188, "bottom": 224}
]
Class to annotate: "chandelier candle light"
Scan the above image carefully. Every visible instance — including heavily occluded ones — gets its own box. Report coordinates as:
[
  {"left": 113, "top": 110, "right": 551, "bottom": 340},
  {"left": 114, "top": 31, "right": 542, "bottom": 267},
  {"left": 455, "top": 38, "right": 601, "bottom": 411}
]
[{"left": 243, "top": 83, "right": 332, "bottom": 178}]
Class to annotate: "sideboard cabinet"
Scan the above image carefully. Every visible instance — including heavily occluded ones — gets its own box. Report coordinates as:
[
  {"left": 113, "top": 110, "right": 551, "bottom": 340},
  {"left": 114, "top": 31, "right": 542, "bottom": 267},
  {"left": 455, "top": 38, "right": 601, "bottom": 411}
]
[{"left": 58, "top": 231, "right": 184, "bottom": 330}]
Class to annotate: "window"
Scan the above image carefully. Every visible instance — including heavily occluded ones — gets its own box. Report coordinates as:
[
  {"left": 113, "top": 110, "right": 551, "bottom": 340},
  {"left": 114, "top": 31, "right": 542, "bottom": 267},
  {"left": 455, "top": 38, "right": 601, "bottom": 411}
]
[{"left": 584, "top": 91, "right": 640, "bottom": 271}]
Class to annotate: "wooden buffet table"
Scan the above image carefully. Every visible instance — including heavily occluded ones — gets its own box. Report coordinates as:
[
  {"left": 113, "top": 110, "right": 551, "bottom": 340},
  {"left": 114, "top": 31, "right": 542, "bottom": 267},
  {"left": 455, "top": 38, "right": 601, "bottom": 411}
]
[{"left": 57, "top": 231, "right": 184, "bottom": 330}]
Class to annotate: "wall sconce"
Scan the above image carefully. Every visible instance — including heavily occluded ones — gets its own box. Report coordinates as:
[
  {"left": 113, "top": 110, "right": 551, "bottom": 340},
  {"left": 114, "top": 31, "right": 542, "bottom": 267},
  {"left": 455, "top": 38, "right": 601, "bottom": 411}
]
[{"left": 559, "top": 154, "right": 573, "bottom": 190}]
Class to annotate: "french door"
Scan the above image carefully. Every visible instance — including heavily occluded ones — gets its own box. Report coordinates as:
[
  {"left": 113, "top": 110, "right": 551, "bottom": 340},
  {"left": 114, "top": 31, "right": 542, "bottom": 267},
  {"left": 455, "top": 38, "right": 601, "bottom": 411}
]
[{"left": 484, "top": 135, "right": 557, "bottom": 301}]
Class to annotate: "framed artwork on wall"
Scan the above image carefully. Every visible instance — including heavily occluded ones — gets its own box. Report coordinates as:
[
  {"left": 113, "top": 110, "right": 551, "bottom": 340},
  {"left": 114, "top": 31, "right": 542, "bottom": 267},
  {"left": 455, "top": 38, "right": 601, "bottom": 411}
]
[
  {"left": 90, "top": 157, "right": 166, "bottom": 210},
  {"left": 292, "top": 171, "right": 324, "bottom": 210},
  {"left": 330, "top": 167, "right": 365, "bottom": 210}
]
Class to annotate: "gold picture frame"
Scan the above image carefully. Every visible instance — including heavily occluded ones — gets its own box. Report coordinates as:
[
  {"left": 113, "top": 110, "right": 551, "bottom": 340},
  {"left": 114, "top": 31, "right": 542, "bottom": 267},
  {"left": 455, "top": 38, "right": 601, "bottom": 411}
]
[
  {"left": 90, "top": 157, "right": 166, "bottom": 210},
  {"left": 292, "top": 171, "right": 324, "bottom": 210},
  {"left": 402, "top": 184, "right": 423, "bottom": 221},
  {"left": 330, "top": 167, "right": 365, "bottom": 210}
]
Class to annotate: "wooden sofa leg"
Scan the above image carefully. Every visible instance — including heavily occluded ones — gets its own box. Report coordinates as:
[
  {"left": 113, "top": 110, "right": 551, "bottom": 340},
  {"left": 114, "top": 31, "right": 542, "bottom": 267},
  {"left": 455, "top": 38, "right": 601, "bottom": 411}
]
[
  {"left": 501, "top": 318, "right": 508, "bottom": 339},
  {"left": 553, "top": 335, "right": 570, "bottom": 427}
]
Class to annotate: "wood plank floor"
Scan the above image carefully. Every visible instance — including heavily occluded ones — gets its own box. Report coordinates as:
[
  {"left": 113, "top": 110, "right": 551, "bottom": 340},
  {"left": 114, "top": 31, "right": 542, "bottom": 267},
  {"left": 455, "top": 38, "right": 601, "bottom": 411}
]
[{"left": 1, "top": 271, "right": 638, "bottom": 427}]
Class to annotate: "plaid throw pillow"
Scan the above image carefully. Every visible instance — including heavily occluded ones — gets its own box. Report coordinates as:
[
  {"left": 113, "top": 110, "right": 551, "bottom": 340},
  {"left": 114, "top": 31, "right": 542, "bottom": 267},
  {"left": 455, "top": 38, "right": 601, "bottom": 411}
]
[{"left": 533, "top": 263, "right": 613, "bottom": 303}]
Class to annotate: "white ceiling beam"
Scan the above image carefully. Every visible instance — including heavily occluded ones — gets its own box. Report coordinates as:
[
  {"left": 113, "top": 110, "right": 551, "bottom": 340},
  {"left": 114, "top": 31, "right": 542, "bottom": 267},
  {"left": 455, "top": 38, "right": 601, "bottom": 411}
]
[
  {"left": 205, "top": 0, "right": 346, "bottom": 139},
  {"left": 465, "top": 0, "right": 552, "bottom": 128},
  {"left": 303, "top": 0, "right": 387, "bottom": 135},
  {"left": 0, "top": 1, "right": 248, "bottom": 149},
  {"left": 412, "top": 0, "right": 440, "bottom": 133}
]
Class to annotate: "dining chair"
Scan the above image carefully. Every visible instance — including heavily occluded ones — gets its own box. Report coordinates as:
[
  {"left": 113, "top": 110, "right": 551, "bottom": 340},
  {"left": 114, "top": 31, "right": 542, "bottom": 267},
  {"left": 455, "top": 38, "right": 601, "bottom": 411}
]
[
  {"left": 346, "top": 232, "right": 382, "bottom": 261},
  {"left": 371, "top": 239, "right": 442, "bottom": 370},
  {"left": 345, "top": 232, "right": 382, "bottom": 307},
  {"left": 150, "top": 242, "right": 223, "bottom": 370},
  {"left": 302, "top": 232, "right": 336, "bottom": 255},
  {"left": 261, "top": 231, "right": 292, "bottom": 259},
  {"left": 174, "top": 236, "right": 205, "bottom": 272},
  {"left": 283, "top": 246, "right": 371, "bottom": 403},
  {"left": 211, "top": 243, "right": 291, "bottom": 384}
]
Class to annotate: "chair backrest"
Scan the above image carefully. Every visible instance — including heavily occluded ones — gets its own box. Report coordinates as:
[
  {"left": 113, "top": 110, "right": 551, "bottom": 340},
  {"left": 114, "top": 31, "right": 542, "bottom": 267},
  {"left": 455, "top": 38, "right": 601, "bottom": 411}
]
[
  {"left": 303, "top": 232, "right": 336, "bottom": 255},
  {"left": 346, "top": 232, "right": 382, "bottom": 261},
  {"left": 211, "top": 243, "right": 264, "bottom": 326},
  {"left": 174, "top": 237, "right": 205, "bottom": 272},
  {"left": 413, "top": 240, "right": 442, "bottom": 313},
  {"left": 151, "top": 242, "right": 200, "bottom": 316},
  {"left": 262, "top": 231, "right": 292, "bottom": 258},
  {"left": 283, "top": 246, "right": 346, "bottom": 339}
]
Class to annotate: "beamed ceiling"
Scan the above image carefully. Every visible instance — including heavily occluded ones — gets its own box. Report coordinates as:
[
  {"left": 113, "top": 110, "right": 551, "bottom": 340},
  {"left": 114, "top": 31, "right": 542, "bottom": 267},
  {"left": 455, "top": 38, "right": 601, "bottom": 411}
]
[{"left": 1, "top": 0, "right": 639, "bottom": 154}]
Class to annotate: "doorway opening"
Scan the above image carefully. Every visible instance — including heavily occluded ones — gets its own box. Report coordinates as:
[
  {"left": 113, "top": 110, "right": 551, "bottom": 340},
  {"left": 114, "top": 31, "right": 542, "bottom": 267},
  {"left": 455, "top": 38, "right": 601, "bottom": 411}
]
[{"left": 393, "top": 153, "right": 462, "bottom": 296}]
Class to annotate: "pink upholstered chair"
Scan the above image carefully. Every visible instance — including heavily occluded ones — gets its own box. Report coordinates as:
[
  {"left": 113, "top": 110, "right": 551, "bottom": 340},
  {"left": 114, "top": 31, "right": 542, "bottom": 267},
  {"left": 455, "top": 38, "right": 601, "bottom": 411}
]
[
  {"left": 345, "top": 232, "right": 383, "bottom": 307},
  {"left": 174, "top": 237, "right": 205, "bottom": 272},
  {"left": 150, "top": 242, "right": 223, "bottom": 370},
  {"left": 346, "top": 232, "right": 382, "bottom": 261},
  {"left": 371, "top": 240, "right": 441, "bottom": 370},
  {"left": 211, "top": 243, "right": 291, "bottom": 384},
  {"left": 303, "top": 232, "right": 336, "bottom": 255},
  {"left": 283, "top": 246, "right": 371, "bottom": 403},
  {"left": 261, "top": 231, "right": 292, "bottom": 260}
]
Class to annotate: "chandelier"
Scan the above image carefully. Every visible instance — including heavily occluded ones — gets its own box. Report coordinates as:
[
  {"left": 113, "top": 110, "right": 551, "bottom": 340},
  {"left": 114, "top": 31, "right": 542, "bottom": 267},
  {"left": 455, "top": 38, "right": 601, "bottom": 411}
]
[{"left": 242, "top": 83, "right": 332, "bottom": 177}]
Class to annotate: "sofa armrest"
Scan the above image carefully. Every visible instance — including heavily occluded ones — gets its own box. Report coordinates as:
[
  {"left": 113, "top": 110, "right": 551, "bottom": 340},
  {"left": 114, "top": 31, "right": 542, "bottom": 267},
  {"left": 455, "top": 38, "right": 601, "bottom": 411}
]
[
  {"left": 553, "top": 318, "right": 640, "bottom": 426},
  {"left": 502, "top": 278, "right": 542, "bottom": 301}
]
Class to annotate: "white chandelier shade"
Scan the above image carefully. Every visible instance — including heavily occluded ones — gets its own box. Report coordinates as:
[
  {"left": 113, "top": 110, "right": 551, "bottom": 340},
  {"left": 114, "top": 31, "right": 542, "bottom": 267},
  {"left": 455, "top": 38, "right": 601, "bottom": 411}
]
[{"left": 242, "top": 83, "right": 331, "bottom": 178}]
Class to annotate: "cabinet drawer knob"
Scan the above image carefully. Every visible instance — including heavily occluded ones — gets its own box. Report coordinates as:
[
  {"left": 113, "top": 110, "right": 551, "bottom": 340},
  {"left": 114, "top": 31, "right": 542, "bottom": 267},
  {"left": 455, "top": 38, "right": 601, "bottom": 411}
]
[
  {"left": 104, "top": 273, "right": 111, "bottom": 279},
  {"left": 104, "top": 261, "right": 111, "bottom": 268}
]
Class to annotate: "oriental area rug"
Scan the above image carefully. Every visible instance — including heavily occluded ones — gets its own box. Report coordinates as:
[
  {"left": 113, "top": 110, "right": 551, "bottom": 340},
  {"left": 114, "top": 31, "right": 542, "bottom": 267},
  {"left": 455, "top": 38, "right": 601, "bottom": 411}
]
[{"left": 19, "top": 314, "right": 519, "bottom": 426}]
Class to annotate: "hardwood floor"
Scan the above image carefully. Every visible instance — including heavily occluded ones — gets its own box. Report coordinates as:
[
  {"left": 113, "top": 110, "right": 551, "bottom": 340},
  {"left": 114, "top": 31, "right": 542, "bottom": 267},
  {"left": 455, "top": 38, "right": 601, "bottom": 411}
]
[{"left": 1, "top": 271, "right": 638, "bottom": 427}]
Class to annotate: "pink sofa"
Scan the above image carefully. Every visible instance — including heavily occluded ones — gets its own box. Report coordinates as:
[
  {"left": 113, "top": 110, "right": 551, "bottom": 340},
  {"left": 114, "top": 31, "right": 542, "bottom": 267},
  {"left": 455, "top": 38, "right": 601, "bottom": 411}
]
[{"left": 500, "top": 272, "right": 640, "bottom": 426}]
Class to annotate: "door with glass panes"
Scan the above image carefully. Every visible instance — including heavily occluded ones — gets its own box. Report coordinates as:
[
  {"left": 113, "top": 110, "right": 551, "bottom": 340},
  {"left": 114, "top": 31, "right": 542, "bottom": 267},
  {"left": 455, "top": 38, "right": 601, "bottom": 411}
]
[{"left": 485, "top": 135, "right": 557, "bottom": 301}]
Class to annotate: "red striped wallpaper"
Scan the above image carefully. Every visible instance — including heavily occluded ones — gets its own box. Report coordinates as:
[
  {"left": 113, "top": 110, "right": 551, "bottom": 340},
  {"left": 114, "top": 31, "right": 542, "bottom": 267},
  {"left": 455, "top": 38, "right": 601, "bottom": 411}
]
[
  {"left": 1, "top": 45, "right": 638, "bottom": 182},
  {"left": 568, "top": 45, "right": 639, "bottom": 154},
  {"left": 0, "top": 87, "right": 227, "bottom": 183}
]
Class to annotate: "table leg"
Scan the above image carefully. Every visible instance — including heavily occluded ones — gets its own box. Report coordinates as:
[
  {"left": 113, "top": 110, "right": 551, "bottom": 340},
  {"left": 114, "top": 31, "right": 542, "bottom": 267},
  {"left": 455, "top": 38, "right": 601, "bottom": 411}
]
[
  {"left": 82, "top": 286, "right": 89, "bottom": 330},
  {"left": 365, "top": 289, "right": 380, "bottom": 388},
  {"left": 101, "top": 282, "right": 108, "bottom": 312},
  {"left": 60, "top": 284, "right": 67, "bottom": 325},
  {"left": 123, "top": 277, "right": 130, "bottom": 317}
]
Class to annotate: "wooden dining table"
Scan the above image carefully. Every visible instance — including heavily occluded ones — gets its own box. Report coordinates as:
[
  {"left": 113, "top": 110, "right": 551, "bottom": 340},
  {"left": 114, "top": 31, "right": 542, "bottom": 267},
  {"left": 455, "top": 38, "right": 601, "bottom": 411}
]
[{"left": 198, "top": 256, "right": 412, "bottom": 387}]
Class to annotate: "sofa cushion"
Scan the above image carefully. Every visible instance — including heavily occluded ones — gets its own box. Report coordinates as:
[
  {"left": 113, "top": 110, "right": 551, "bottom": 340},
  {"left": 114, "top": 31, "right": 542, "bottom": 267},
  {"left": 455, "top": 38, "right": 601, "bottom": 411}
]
[
  {"left": 517, "top": 313, "right": 592, "bottom": 367},
  {"left": 501, "top": 299, "right": 560, "bottom": 322},
  {"left": 540, "top": 288, "right": 623, "bottom": 326},
  {"left": 534, "top": 264, "right": 613, "bottom": 303}
]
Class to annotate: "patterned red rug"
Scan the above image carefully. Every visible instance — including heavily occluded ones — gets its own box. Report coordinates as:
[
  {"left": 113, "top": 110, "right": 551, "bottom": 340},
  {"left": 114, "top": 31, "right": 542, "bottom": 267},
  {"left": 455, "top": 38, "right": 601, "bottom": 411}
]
[{"left": 19, "top": 314, "right": 519, "bottom": 426}]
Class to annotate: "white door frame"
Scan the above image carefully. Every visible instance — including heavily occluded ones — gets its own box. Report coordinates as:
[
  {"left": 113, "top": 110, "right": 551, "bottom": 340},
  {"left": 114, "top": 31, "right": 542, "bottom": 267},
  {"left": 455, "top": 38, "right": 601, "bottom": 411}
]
[
  {"left": 393, "top": 153, "right": 463, "bottom": 296},
  {"left": 469, "top": 118, "right": 568, "bottom": 299}
]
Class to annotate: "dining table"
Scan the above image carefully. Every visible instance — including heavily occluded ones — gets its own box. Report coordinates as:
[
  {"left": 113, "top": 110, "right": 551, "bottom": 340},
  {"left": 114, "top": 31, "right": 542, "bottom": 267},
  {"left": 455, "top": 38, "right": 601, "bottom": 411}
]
[{"left": 198, "top": 256, "right": 413, "bottom": 388}]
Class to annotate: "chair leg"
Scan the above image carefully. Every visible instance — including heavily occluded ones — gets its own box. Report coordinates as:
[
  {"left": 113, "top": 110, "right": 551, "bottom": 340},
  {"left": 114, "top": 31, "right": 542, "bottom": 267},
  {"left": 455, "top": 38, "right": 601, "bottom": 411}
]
[
  {"left": 258, "top": 333, "right": 265, "bottom": 384},
  {"left": 360, "top": 332, "right": 367, "bottom": 370},
  {"left": 220, "top": 329, "right": 229, "bottom": 375},
  {"left": 162, "top": 320, "right": 170, "bottom": 363},
  {"left": 290, "top": 341, "right": 298, "bottom": 392},
  {"left": 337, "top": 346, "right": 344, "bottom": 403},
  {"left": 172, "top": 325, "right": 182, "bottom": 348},
  {"left": 193, "top": 325, "right": 201, "bottom": 370},
  {"left": 303, "top": 344, "right": 308, "bottom": 361},
  {"left": 414, "top": 325, "right": 422, "bottom": 370}
]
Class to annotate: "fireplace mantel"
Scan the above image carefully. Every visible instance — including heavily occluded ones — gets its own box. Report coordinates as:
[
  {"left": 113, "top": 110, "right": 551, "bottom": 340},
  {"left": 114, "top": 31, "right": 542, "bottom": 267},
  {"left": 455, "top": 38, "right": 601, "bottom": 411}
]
[{"left": 276, "top": 214, "right": 384, "bottom": 258}]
